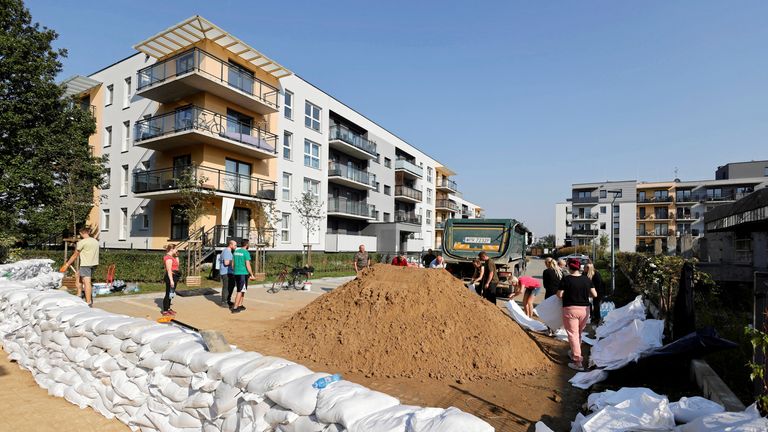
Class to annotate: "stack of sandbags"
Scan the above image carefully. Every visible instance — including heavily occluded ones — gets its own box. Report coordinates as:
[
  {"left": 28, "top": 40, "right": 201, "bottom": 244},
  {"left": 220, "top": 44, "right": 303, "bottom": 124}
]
[
  {"left": 0, "top": 260, "right": 496, "bottom": 432},
  {"left": 0, "top": 258, "right": 62, "bottom": 290}
]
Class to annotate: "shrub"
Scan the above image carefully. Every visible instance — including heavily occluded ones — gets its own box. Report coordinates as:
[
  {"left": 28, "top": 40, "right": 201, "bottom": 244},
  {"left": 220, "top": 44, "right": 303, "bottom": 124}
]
[
  {"left": 17, "top": 249, "right": 167, "bottom": 282},
  {"left": 554, "top": 246, "right": 592, "bottom": 258}
]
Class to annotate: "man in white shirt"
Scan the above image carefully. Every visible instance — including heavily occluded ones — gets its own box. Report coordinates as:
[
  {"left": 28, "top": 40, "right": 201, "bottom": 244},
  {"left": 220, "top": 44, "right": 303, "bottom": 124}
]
[{"left": 429, "top": 255, "right": 446, "bottom": 269}]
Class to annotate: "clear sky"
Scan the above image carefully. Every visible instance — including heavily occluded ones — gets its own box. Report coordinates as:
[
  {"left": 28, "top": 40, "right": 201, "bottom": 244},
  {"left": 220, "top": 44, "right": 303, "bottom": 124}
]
[{"left": 27, "top": 0, "right": 768, "bottom": 236}]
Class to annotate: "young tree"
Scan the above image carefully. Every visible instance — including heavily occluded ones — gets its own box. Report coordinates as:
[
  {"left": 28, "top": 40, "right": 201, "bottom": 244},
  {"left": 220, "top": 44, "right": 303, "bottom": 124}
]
[
  {"left": 291, "top": 192, "right": 324, "bottom": 265},
  {"left": 535, "top": 234, "right": 555, "bottom": 249},
  {"left": 0, "top": 0, "right": 105, "bottom": 243},
  {"left": 176, "top": 167, "right": 214, "bottom": 235}
]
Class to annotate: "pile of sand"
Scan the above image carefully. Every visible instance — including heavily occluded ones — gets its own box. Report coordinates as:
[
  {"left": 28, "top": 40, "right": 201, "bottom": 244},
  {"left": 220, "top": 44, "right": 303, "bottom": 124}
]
[{"left": 272, "top": 264, "right": 551, "bottom": 381}]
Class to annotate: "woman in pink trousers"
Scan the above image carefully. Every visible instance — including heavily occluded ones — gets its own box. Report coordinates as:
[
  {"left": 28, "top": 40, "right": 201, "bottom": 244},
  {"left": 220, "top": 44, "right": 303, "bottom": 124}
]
[{"left": 557, "top": 258, "right": 598, "bottom": 371}]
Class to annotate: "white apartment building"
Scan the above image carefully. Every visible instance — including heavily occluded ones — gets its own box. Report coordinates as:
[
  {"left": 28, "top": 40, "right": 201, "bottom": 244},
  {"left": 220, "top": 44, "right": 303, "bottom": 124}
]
[{"left": 64, "top": 16, "right": 483, "bottom": 254}]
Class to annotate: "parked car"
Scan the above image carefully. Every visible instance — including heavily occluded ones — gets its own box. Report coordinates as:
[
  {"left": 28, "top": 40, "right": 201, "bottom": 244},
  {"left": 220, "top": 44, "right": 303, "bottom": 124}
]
[{"left": 562, "top": 254, "right": 590, "bottom": 270}]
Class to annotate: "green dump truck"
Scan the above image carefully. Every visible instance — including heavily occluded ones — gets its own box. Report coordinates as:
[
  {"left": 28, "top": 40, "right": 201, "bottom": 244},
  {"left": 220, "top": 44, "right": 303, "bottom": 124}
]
[{"left": 441, "top": 218, "right": 532, "bottom": 295}]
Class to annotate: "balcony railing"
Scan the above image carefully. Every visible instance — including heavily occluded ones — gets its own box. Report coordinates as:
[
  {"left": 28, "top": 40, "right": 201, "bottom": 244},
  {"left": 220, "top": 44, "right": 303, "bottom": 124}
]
[
  {"left": 327, "top": 197, "right": 376, "bottom": 218},
  {"left": 637, "top": 213, "right": 671, "bottom": 220},
  {"left": 572, "top": 196, "right": 599, "bottom": 204},
  {"left": 327, "top": 162, "right": 376, "bottom": 187},
  {"left": 394, "top": 185, "right": 423, "bottom": 201},
  {"left": 436, "top": 199, "right": 460, "bottom": 211},
  {"left": 328, "top": 124, "right": 377, "bottom": 156},
  {"left": 437, "top": 178, "right": 458, "bottom": 191},
  {"left": 637, "top": 229, "right": 675, "bottom": 237},
  {"left": 395, "top": 158, "right": 423, "bottom": 177},
  {"left": 395, "top": 211, "right": 421, "bottom": 224},
  {"left": 572, "top": 213, "right": 598, "bottom": 220},
  {"left": 132, "top": 165, "right": 276, "bottom": 200},
  {"left": 572, "top": 229, "right": 599, "bottom": 236},
  {"left": 134, "top": 106, "right": 278, "bottom": 154},
  {"left": 435, "top": 221, "right": 445, "bottom": 229},
  {"left": 136, "top": 48, "right": 279, "bottom": 109},
  {"left": 637, "top": 196, "right": 674, "bottom": 203}
]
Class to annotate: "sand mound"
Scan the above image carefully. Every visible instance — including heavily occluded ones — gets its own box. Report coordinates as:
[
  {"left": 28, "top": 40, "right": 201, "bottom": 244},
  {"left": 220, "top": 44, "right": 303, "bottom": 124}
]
[{"left": 272, "top": 264, "right": 551, "bottom": 381}]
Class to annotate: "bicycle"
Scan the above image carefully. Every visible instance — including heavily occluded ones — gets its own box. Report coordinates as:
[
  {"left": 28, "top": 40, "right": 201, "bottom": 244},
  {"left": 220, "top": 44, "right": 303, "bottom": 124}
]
[{"left": 267, "top": 264, "right": 313, "bottom": 293}]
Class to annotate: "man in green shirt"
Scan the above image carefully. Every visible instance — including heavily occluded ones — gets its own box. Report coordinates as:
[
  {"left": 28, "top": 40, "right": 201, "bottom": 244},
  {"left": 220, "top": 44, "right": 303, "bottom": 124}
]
[
  {"left": 61, "top": 227, "right": 99, "bottom": 306},
  {"left": 232, "top": 238, "right": 254, "bottom": 313}
]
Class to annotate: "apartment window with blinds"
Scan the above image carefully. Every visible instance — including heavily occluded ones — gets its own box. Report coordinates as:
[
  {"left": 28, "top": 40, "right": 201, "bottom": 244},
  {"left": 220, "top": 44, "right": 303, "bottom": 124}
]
[
  {"left": 123, "top": 77, "right": 131, "bottom": 108},
  {"left": 105, "top": 84, "right": 113, "bottom": 106},
  {"left": 282, "top": 173, "right": 291, "bottom": 201},
  {"left": 283, "top": 131, "right": 292, "bottom": 160},
  {"left": 303, "top": 178, "right": 320, "bottom": 200},
  {"left": 120, "top": 165, "right": 128, "bottom": 196},
  {"left": 304, "top": 101, "right": 320, "bottom": 131},
  {"left": 284, "top": 90, "right": 293, "bottom": 119},
  {"left": 122, "top": 121, "right": 130, "bottom": 152},
  {"left": 304, "top": 139, "right": 320, "bottom": 169},
  {"left": 102, "top": 209, "right": 110, "bottom": 232},
  {"left": 281, "top": 213, "right": 291, "bottom": 243},
  {"left": 119, "top": 208, "right": 128, "bottom": 240},
  {"left": 104, "top": 126, "right": 112, "bottom": 147},
  {"left": 426, "top": 188, "right": 432, "bottom": 204}
]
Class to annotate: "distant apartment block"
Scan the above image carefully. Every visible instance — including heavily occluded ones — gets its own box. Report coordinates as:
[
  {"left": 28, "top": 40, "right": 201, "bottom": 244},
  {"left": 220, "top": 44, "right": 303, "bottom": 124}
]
[
  {"left": 554, "top": 160, "right": 768, "bottom": 254},
  {"left": 62, "top": 16, "right": 482, "bottom": 254}
]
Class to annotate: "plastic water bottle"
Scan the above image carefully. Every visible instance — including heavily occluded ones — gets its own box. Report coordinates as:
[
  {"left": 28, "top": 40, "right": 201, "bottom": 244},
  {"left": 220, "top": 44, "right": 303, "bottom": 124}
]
[
  {"left": 312, "top": 373, "right": 341, "bottom": 389},
  {"left": 600, "top": 301, "right": 615, "bottom": 320},
  {"left": 170, "top": 288, "right": 176, "bottom": 299}
]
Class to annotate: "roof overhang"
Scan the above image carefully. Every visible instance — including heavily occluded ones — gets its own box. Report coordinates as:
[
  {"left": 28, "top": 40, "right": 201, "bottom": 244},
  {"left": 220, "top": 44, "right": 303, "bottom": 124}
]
[
  {"left": 61, "top": 75, "right": 102, "bottom": 97},
  {"left": 436, "top": 165, "right": 456, "bottom": 176},
  {"left": 133, "top": 15, "right": 292, "bottom": 79}
]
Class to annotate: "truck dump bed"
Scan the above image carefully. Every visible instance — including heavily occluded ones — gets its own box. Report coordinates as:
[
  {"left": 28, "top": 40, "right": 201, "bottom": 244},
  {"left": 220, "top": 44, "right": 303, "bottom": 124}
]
[{"left": 442, "top": 218, "right": 529, "bottom": 263}]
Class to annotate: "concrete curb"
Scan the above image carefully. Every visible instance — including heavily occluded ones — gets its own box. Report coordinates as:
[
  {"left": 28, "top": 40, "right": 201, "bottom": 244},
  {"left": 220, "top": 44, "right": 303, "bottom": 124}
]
[{"left": 690, "top": 359, "right": 746, "bottom": 412}]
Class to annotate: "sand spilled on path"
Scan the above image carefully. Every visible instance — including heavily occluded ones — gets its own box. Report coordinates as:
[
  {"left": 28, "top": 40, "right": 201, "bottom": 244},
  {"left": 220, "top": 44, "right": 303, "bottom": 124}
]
[{"left": 273, "top": 264, "right": 551, "bottom": 381}]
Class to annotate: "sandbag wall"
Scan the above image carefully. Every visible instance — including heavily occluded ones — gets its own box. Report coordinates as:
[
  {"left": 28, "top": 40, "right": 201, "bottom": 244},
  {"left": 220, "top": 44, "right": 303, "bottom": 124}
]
[{"left": 0, "top": 260, "right": 494, "bottom": 432}]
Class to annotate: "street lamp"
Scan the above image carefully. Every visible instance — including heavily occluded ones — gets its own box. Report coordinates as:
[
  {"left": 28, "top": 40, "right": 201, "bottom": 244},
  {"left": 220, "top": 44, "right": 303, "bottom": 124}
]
[{"left": 605, "top": 189, "right": 622, "bottom": 297}]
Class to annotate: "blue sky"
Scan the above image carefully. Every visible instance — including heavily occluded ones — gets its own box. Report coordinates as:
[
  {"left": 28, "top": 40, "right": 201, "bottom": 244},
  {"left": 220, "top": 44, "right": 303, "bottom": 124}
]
[{"left": 27, "top": 0, "right": 768, "bottom": 236}]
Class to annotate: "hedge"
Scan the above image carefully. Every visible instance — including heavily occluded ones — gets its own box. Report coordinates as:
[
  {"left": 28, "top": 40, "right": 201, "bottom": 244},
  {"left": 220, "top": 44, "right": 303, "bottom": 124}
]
[{"left": 17, "top": 249, "right": 379, "bottom": 282}]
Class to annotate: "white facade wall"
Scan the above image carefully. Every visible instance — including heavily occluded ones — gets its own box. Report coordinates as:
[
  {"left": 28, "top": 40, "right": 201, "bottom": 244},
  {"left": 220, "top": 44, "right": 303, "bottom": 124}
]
[{"left": 554, "top": 202, "right": 569, "bottom": 246}]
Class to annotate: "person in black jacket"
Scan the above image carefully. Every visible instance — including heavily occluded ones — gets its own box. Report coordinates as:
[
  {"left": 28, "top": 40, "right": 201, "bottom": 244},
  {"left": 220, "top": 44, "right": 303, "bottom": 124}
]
[
  {"left": 542, "top": 257, "right": 562, "bottom": 299},
  {"left": 422, "top": 249, "right": 436, "bottom": 268},
  {"left": 585, "top": 261, "right": 604, "bottom": 324}
]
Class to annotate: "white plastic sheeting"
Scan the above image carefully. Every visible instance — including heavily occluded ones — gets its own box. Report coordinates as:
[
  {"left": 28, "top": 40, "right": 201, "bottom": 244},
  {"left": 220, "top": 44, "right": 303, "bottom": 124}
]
[
  {"left": 533, "top": 295, "right": 563, "bottom": 331},
  {"left": 675, "top": 403, "right": 768, "bottom": 432},
  {"left": 595, "top": 295, "right": 647, "bottom": 339},
  {"left": 589, "top": 319, "right": 665, "bottom": 370},
  {"left": 505, "top": 301, "right": 548, "bottom": 332},
  {"left": 569, "top": 369, "right": 608, "bottom": 390},
  {"left": 0, "top": 259, "right": 495, "bottom": 432},
  {"left": 668, "top": 396, "right": 724, "bottom": 424}
]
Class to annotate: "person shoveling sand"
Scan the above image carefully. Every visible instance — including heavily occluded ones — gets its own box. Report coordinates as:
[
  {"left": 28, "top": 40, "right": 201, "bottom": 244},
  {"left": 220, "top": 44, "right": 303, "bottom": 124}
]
[{"left": 272, "top": 264, "right": 551, "bottom": 381}]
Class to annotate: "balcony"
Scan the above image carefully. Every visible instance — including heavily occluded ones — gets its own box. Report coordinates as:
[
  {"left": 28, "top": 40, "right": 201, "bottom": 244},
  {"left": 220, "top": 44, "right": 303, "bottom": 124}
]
[
  {"left": 395, "top": 158, "right": 423, "bottom": 178},
  {"left": 637, "top": 229, "right": 675, "bottom": 238},
  {"left": 676, "top": 213, "right": 697, "bottom": 221},
  {"left": 327, "top": 198, "right": 376, "bottom": 220},
  {"left": 435, "top": 221, "right": 445, "bottom": 230},
  {"left": 136, "top": 48, "right": 279, "bottom": 114},
  {"left": 572, "top": 213, "right": 598, "bottom": 221},
  {"left": 328, "top": 124, "right": 377, "bottom": 160},
  {"left": 134, "top": 106, "right": 278, "bottom": 159},
  {"left": 395, "top": 211, "right": 421, "bottom": 225},
  {"left": 394, "top": 185, "right": 423, "bottom": 203},
  {"left": 462, "top": 208, "right": 472, "bottom": 217},
  {"left": 436, "top": 178, "right": 458, "bottom": 193},
  {"left": 637, "top": 214, "right": 672, "bottom": 221},
  {"left": 637, "top": 196, "right": 674, "bottom": 203},
  {"left": 572, "top": 229, "right": 599, "bottom": 237},
  {"left": 436, "top": 199, "right": 460, "bottom": 212},
  {"left": 327, "top": 162, "right": 376, "bottom": 190},
  {"left": 132, "top": 165, "right": 276, "bottom": 201},
  {"left": 572, "top": 196, "right": 598, "bottom": 204}
]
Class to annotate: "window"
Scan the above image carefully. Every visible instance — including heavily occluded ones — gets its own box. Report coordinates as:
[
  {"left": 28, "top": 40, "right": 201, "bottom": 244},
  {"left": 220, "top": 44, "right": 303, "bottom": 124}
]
[
  {"left": 764, "top": 167, "right": 768, "bottom": 177},
  {"left": 613, "top": 238, "right": 619, "bottom": 248},
  {"left": 226, "top": 108, "right": 252, "bottom": 135},
  {"left": 284, "top": 90, "right": 293, "bottom": 119},
  {"left": 303, "top": 139, "right": 320, "bottom": 169},
  {"left": 170, "top": 205, "right": 188, "bottom": 240},
  {"left": 638, "top": 207, "right": 646, "bottom": 219},
  {"left": 383, "top": 212, "right": 391, "bottom": 222},
  {"left": 120, "top": 165, "right": 128, "bottom": 196},
  {"left": 707, "top": 188, "right": 722, "bottom": 199},
  {"left": 102, "top": 168, "right": 111, "bottom": 189},
  {"left": 102, "top": 209, "right": 110, "bottom": 232},
  {"left": 122, "top": 121, "right": 130, "bottom": 152},
  {"left": 283, "top": 131, "right": 292, "bottom": 160},
  {"left": 427, "top": 167, "right": 433, "bottom": 183},
  {"left": 676, "top": 189, "right": 691, "bottom": 201},
  {"left": 638, "top": 191, "right": 646, "bottom": 202},
  {"left": 282, "top": 173, "right": 291, "bottom": 201},
  {"left": 281, "top": 213, "right": 290, "bottom": 242},
  {"left": 600, "top": 190, "right": 607, "bottom": 198},
  {"left": 119, "top": 208, "right": 128, "bottom": 240},
  {"left": 104, "top": 126, "right": 112, "bottom": 147},
  {"left": 303, "top": 178, "right": 320, "bottom": 200},
  {"left": 384, "top": 185, "right": 391, "bottom": 196},
  {"left": 140, "top": 208, "right": 150, "bottom": 230},
  {"left": 374, "top": 181, "right": 380, "bottom": 192},
  {"left": 304, "top": 101, "right": 320, "bottom": 131},
  {"left": 600, "top": 222, "right": 606, "bottom": 230},
  {"left": 426, "top": 210, "right": 432, "bottom": 225},
  {"left": 613, "top": 221, "right": 620, "bottom": 235},
  {"left": 735, "top": 235, "right": 752, "bottom": 263},
  {"left": 123, "top": 77, "right": 131, "bottom": 108},
  {"left": 654, "top": 207, "right": 669, "bottom": 219},
  {"left": 600, "top": 206, "right": 606, "bottom": 214},
  {"left": 613, "top": 205, "right": 619, "bottom": 215},
  {"left": 105, "top": 84, "right": 113, "bottom": 106},
  {"left": 654, "top": 223, "right": 668, "bottom": 236},
  {"left": 384, "top": 157, "right": 391, "bottom": 168},
  {"left": 374, "top": 153, "right": 380, "bottom": 164},
  {"left": 426, "top": 188, "right": 432, "bottom": 204}
]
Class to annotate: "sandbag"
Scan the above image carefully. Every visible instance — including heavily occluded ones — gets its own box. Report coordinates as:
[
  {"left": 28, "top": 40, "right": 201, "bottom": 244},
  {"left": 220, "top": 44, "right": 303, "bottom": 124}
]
[
  {"left": 675, "top": 403, "right": 768, "bottom": 432},
  {"left": 189, "top": 349, "right": 244, "bottom": 373},
  {"left": 505, "top": 300, "right": 548, "bottom": 332},
  {"left": 266, "top": 372, "right": 330, "bottom": 416},
  {"left": 533, "top": 295, "right": 563, "bottom": 330},
  {"left": 349, "top": 404, "right": 419, "bottom": 432},
  {"left": 161, "top": 340, "right": 205, "bottom": 365},
  {"left": 315, "top": 381, "right": 399, "bottom": 428},
  {"left": 209, "top": 352, "right": 264, "bottom": 381},
  {"left": 236, "top": 356, "right": 294, "bottom": 389},
  {"left": 113, "top": 319, "right": 156, "bottom": 340},
  {"left": 590, "top": 319, "right": 664, "bottom": 370},
  {"left": 265, "top": 405, "right": 300, "bottom": 427},
  {"left": 406, "top": 407, "right": 494, "bottom": 432},
  {"left": 582, "top": 389, "right": 674, "bottom": 432},
  {"left": 245, "top": 364, "right": 313, "bottom": 396},
  {"left": 668, "top": 396, "right": 725, "bottom": 424},
  {"left": 596, "top": 295, "right": 646, "bottom": 339}
]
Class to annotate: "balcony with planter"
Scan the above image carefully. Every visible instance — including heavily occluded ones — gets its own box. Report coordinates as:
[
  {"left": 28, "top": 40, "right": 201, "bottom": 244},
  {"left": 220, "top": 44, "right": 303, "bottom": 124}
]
[
  {"left": 327, "top": 197, "right": 376, "bottom": 220},
  {"left": 394, "top": 185, "right": 423, "bottom": 203},
  {"left": 134, "top": 106, "right": 278, "bottom": 159},
  {"left": 132, "top": 165, "right": 276, "bottom": 201},
  {"left": 136, "top": 48, "right": 279, "bottom": 114},
  {"left": 328, "top": 124, "right": 377, "bottom": 160},
  {"left": 395, "top": 158, "right": 423, "bottom": 178},
  {"left": 327, "top": 162, "right": 376, "bottom": 191}
]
